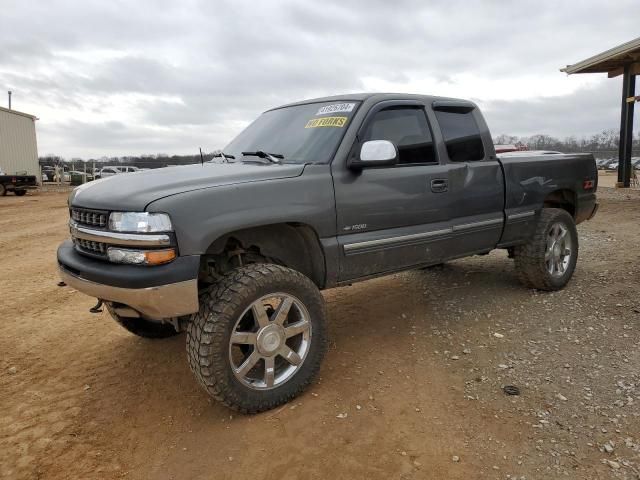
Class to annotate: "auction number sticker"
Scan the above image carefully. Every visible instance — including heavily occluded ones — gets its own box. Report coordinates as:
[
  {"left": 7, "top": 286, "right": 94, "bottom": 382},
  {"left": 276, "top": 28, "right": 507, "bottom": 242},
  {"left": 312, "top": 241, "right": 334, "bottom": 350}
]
[
  {"left": 316, "top": 103, "right": 355, "bottom": 115},
  {"left": 305, "top": 116, "right": 348, "bottom": 128}
]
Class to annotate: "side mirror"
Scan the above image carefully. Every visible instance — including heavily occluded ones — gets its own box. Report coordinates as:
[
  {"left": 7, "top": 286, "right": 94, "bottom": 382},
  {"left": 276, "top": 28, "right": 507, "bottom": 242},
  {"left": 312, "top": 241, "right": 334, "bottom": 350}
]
[{"left": 349, "top": 140, "right": 398, "bottom": 169}]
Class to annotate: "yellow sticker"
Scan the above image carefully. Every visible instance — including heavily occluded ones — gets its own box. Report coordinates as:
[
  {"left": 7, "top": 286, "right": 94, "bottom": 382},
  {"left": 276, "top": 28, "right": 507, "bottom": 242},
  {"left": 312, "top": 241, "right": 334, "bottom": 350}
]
[{"left": 305, "top": 116, "right": 348, "bottom": 128}]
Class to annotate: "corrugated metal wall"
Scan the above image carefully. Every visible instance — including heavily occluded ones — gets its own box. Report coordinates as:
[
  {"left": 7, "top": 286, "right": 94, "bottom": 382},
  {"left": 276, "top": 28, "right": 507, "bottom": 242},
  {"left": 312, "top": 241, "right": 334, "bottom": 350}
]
[{"left": 0, "top": 107, "right": 39, "bottom": 177}]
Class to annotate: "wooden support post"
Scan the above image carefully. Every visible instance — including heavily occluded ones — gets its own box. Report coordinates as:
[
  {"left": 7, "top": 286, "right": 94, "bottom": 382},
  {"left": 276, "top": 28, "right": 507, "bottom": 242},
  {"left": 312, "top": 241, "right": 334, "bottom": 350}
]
[{"left": 618, "top": 65, "right": 636, "bottom": 188}]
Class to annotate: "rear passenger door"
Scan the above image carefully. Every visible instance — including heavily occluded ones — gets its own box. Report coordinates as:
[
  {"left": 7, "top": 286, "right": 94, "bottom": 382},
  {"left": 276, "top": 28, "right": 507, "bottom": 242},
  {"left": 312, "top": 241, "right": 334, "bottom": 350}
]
[{"left": 431, "top": 101, "right": 505, "bottom": 254}]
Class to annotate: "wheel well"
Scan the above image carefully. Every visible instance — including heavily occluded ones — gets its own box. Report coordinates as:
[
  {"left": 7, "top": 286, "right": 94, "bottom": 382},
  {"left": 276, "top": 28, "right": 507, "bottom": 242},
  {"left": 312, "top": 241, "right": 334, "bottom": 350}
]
[
  {"left": 543, "top": 189, "right": 576, "bottom": 218},
  {"left": 201, "top": 223, "right": 326, "bottom": 288}
]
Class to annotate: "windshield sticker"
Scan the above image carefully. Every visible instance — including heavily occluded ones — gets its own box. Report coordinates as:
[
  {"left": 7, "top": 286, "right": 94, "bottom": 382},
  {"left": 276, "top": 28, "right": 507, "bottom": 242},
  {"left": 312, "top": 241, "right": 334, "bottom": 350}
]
[
  {"left": 316, "top": 103, "right": 355, "bottom": 115},
  {"left": 305, "top": 116, "right": 348, "bottom": 128}
]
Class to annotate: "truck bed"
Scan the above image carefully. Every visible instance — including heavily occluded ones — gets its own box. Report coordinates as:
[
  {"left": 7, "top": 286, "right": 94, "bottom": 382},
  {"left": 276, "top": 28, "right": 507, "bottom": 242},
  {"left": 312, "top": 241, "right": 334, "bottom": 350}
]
[
  {"left": 0, "top": 174, "right": 38, "bottom": 193},
  {"left": 497, "top": 151, "right": 597, "bottom": 246}
]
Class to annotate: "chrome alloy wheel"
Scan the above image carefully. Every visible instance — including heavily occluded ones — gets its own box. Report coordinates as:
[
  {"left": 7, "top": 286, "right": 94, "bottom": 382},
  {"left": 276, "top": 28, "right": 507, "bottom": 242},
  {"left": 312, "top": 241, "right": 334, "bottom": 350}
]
[
  {"left": 229, "top": 293, "right": 312, "bottom": 390},
  {"left": 545, "top": 222, "right": 572, "bottom": 277}
]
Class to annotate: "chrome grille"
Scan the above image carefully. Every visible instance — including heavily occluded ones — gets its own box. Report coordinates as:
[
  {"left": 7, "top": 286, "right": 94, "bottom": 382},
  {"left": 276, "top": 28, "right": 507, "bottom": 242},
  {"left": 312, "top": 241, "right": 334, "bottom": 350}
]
[
  {"left": 71, "top": 208, "right": 108, "bottom": 228},
  {"left": 74, "top": 238, "right": 107, "bottom": 256}
]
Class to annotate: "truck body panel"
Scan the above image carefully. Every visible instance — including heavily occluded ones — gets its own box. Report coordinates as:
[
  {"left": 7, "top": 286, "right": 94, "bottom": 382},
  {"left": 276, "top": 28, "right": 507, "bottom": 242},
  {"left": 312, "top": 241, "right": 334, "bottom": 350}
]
[
  {"left": 70, "top": 162, "right": 306, "bottom": 211},
  {"left": 57, "top": 92, "right": 598, "bottom": 317},
  {"left": 498, "top": 152, "right": 598, "bottom": 246}
]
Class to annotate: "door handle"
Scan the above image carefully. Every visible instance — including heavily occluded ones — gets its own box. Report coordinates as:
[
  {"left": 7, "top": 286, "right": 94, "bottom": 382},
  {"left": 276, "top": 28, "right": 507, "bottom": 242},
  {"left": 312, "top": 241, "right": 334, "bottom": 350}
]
[{"left": 431, "top": 179, "right": 448, "bottom": 193}]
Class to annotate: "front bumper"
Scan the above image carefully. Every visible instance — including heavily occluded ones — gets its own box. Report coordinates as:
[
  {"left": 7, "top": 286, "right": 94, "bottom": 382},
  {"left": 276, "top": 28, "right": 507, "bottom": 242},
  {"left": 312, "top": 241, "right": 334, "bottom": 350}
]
[{"left": 57, "top": 240, "right": 200, "bottom": 319}]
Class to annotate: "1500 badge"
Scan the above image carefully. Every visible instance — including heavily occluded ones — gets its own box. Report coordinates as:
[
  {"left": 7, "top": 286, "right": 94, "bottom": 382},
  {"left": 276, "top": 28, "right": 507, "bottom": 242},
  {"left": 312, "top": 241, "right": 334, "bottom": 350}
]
[{"left": 343, "top": 224, "right": 367, "bottom": 232}]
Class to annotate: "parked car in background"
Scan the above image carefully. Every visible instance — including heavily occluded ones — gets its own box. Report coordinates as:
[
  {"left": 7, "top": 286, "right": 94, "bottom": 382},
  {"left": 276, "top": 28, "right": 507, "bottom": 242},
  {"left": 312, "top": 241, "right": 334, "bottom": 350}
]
[
  {"left": 96, "top": 166, "right": 140, "bottom": 179},
  {"left": 42, "top": 165, "right": 56, "bottom": 181},
  {"left": 0, "top": 170, "right": 38, "bottom": 196},
  {"left": 494, "top": 144, "right": 518, "bottom": 153},
  {"left": 69, "top": 171, "right": 95, "bottom": 185},
  {"left": 596, "top": 158, "right": 640, "bottom": 172},
  {"left": 56, "top": 170, "right": 71, "bottom": 182},
  {"left": 596, "top": 158, "right": 614, "bottom": 170},
  {"left": 117, "top": 166, "right": 140, "bottom": 173},
  {"left": 96, "top": 167, "right": 120, "bottom": 179}
]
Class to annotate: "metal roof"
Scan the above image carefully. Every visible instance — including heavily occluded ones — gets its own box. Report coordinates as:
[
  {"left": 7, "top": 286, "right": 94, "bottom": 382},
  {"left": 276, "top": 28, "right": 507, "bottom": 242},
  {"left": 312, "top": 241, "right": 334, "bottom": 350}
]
[
  {"left": 0, "top": 105, "right": 38, "bottom": 120},
  {"left": 561, "top": 36, "right": 640, "bottom": 75}
]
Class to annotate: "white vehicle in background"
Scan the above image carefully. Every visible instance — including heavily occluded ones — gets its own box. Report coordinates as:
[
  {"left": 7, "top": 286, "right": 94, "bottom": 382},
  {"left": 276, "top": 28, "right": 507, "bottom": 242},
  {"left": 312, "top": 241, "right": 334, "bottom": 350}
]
[
  {"left": 117, "top": 166, "right": 140, "bottom": 173},
  {"left": 96, "top": 165, "right": 140, "bottom": 179},
  {"left": 96, "top": 166, "right": 119, "bottom": 179}
]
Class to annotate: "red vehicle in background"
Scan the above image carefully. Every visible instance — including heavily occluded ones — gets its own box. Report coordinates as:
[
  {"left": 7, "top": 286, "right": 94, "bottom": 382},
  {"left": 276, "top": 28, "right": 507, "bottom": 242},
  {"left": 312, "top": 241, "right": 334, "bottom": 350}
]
[{"left": 494, "top": 144, "right": 529, "bottom": 154}]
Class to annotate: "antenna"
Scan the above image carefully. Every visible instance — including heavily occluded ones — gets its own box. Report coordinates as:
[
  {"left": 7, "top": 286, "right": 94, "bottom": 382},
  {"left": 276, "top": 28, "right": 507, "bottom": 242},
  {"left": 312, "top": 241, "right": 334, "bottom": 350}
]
[
  {"left": 199, "top": 147, "right": 204, "bottom": 166},
  {"left": 8, "top": 91, "right": 12, "bottom": 109}
]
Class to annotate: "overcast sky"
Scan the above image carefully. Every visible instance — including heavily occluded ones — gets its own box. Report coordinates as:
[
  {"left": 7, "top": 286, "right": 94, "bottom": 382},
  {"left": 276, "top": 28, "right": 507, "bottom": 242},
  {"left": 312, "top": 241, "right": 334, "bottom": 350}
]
[{"left": 2, "top": 0, "right": 638, "bottom": 158}]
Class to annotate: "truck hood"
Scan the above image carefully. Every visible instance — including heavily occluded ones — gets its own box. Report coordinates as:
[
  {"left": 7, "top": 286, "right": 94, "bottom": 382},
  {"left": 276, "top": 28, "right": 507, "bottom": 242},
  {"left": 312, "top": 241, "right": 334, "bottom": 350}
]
[{"left": 70, "top": 162, "right": 306, "bottom": 211}]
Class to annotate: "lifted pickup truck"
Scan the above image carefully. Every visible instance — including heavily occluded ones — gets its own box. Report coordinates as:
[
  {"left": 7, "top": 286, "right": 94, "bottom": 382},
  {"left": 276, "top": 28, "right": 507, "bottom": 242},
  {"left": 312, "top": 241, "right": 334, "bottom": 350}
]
[
  {"left": 0, "top": 170, "right": 37, "bottom": 196},
  {"left": 58, "top": 93, "right": 598, "bottom": 412}
]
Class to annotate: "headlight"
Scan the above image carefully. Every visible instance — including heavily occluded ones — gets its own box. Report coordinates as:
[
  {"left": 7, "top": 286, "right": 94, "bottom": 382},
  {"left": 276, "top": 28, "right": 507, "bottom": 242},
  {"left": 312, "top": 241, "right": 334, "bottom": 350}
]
[
  {"left": 108, "top": 212, "right": 172, "bottom": 233},
  {"left": 107, "top": 247, "right": 176, "bottom": 265}
]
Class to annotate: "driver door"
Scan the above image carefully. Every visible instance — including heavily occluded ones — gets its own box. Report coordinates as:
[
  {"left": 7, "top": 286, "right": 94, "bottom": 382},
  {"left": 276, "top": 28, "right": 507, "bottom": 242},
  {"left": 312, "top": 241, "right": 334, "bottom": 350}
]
[{"left": 331, "top": 101, "right": 456, "bottom": 281}]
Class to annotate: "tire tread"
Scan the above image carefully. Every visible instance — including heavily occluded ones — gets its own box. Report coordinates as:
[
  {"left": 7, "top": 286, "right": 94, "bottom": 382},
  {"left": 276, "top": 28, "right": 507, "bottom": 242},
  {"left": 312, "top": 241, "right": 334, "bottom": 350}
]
[
  {"left": 186, "top": 263, "right": 327, "bottom": 413},
  {"left": 513, "top": 208, "right": 578, "bottom": 291}
]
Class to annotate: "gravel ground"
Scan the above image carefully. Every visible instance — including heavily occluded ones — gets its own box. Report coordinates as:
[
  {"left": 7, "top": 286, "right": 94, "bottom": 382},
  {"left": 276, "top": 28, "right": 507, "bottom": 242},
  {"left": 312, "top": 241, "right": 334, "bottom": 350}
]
[{"left": 1, "top": 187, "right": 639, "bottom": 479}]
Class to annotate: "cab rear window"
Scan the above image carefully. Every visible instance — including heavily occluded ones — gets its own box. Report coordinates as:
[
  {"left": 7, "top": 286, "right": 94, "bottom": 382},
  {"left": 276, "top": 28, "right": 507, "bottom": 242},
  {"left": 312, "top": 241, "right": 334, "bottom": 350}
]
[{"left": 434, "top": 110, "right": 485, "bottom": 162}]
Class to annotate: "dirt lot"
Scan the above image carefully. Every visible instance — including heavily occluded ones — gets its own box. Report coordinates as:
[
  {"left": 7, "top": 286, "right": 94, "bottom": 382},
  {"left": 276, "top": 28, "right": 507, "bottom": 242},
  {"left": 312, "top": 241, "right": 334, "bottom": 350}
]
[{"left": 1, "top": 187, "right": 640, "bottom": 480}]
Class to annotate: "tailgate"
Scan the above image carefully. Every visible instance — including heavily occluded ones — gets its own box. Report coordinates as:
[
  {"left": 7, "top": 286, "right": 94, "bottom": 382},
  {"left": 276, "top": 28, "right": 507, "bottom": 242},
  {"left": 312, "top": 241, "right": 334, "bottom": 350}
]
[{"left": 11, "top": 175, "right": 37, "bottom": 187}]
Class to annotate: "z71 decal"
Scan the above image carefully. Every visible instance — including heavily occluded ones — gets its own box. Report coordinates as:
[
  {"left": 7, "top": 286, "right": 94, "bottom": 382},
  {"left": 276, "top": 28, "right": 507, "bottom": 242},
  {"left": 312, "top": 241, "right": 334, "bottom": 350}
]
[{"left": 305, "top": 116, "right": 348, "bottom": 128}]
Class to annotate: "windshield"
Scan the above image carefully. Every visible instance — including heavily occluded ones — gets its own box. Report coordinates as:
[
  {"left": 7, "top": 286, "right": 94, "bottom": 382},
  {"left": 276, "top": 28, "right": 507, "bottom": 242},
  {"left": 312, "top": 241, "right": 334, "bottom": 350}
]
[{"left": 223, "top": 101, "right": 360, "bottom": 164}]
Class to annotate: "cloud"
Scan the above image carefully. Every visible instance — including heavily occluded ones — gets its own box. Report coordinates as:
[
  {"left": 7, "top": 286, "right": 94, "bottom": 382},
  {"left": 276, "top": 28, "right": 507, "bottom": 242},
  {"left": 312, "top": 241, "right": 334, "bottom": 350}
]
[
  {"left": 481, "top": 78, "right": 628, "bottom": 138},
  {"left": 1, "top": 0, "right": 638, "bottom": 157}
]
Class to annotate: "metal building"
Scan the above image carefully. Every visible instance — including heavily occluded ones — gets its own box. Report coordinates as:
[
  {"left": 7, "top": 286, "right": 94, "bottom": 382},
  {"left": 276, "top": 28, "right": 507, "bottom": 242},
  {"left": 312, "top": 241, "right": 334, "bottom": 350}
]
[
  {"left": 561, "top": 37, "right": 639, "bottom": 188},
  {"left": 0, "top": 105, "right": 39, "bottom": 177}
]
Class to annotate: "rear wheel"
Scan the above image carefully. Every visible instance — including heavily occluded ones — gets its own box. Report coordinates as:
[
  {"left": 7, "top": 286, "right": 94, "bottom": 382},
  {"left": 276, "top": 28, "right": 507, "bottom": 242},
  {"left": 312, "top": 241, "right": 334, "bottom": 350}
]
[
  {"left": 105, "top": 303, "right": 180, "bottom": 338},
  {"left": 14, "top": 189, "right": 26, "bottom": 196},
  {"left": 0, "top": 184, "right": 6, "bottom": 196},
  {"left": 513, "top": 208, "right": 578, "bottom": 291},
  {"left": 187, "top": 263, "right": 327, "bottom": 413}
]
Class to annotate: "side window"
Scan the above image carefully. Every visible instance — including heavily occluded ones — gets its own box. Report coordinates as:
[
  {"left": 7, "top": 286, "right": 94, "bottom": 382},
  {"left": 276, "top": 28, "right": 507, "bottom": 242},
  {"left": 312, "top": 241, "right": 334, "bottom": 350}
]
[
  {"left": 362, "top": 107, "right": 437, "bottom": 165},
  {"left": 434, "top": 110, "right": 485, "bottom": 162}
]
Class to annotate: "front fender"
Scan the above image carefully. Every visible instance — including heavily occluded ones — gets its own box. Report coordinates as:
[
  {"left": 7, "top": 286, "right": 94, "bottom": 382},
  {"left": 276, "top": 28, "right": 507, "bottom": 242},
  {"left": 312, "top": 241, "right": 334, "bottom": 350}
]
[{"left": 146, "top": 165, "right": 337, "bottom": 256}]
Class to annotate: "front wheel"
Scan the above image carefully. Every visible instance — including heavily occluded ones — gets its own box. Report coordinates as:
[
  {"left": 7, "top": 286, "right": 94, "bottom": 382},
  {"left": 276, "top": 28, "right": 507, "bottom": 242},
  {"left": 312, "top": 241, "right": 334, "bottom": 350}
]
[
  {"left": 14, "top": 189, "right": 26, "bottom": 196},
  {"left": 513, "top": 208, "right": 579, "bottom": 291},
  {"left": 186, "top": 264, "right": 327, "bottom": 413}
]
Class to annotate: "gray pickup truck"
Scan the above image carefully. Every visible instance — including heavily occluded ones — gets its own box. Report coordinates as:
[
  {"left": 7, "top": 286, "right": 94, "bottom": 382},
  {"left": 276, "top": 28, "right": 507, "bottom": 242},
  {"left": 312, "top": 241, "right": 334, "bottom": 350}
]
[{"left": 58, "top": 93, "right": 598, "bottom": 412}]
